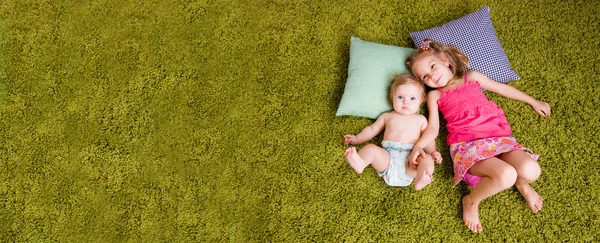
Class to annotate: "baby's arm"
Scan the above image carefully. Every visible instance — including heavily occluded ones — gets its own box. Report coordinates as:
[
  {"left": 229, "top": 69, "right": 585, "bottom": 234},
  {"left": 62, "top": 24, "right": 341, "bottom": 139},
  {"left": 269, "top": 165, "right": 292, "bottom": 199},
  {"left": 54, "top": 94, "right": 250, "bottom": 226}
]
[
  {"left": 472, "top": 71, "right": 551, "bottom": 117},
  {"left": 344, "top": 113, "right": 387, "bottom": 145}
]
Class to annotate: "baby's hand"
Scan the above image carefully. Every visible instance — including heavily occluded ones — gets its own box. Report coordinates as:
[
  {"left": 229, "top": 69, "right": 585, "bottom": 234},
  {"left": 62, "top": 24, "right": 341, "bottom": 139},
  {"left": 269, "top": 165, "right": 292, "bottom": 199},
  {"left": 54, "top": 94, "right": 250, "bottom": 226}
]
[
  {"left": 430, "top": 151, "right": 443, "bottom": 164},
  {"left": 531, "top": 100, "right": 551, "bottom": 117},
  {"left": 344, "top": 135, "right": 358, "bottom": 145}
]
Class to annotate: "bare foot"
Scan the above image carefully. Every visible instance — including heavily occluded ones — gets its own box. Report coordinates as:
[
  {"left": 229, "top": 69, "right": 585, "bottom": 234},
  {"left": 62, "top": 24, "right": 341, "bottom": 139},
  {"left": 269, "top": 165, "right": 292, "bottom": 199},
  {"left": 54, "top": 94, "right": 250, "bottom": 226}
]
[
  {"left": 345, "top": 147, "right": 368, "bottom": 174},
  {"left": 516, "top": 183, "right": 544, "bottom": 213},
  {"left": 462, "top": 195, "right": 483, "bottom": 233},
  {"left": 414, "top": 169, "right": 433, "bottom": 190}
]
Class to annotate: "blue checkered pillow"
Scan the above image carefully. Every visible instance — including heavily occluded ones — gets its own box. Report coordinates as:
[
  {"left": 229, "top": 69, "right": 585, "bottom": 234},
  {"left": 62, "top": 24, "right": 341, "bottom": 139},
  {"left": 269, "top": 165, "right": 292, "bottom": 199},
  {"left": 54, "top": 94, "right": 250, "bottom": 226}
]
[{"left": 410, "top": 6, "right": 519, "bottom": 83}]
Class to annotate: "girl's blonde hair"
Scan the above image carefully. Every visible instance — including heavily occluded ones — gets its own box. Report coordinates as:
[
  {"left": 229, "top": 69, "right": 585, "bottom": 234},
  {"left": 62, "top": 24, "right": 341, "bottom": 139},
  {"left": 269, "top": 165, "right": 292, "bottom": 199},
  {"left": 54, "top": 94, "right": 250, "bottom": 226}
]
[
  {"left": 406, "top": 39, "right": 470, "bottom": 82},
  {"left": 389, "top": 73, "right": 426, "bottom": 105}
]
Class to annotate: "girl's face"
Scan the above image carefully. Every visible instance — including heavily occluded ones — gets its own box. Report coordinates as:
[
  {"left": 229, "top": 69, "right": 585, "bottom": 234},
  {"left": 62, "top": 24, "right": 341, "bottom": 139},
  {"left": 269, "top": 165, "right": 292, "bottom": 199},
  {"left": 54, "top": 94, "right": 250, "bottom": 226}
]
[
  {"left": 392, "top": 82, "right": 423, "bottom": 115},
  {"left": 411, "top": 54, "right": 454, "bottom": 88}
]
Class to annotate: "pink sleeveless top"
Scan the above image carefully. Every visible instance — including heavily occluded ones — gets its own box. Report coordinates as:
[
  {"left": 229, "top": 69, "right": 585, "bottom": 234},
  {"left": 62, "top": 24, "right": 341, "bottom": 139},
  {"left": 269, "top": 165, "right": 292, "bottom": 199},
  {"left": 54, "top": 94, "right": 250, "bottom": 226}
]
[{"left": 437, "top": 74, "right": 512, "bottom": 145}]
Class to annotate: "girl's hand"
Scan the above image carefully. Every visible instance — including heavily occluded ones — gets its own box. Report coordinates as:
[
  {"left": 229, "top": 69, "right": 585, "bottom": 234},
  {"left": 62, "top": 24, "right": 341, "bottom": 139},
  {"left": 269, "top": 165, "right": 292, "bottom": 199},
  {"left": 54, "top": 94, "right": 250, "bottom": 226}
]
[
  {"left": 531, "top": 100, "right": 551, "bottom": 117},
  {"left": 430, "top": 151, "right": 443, "bottom": 164},
  {"left": 344, "top": 135, "right": 358, "bottom": 145},
  {"left": 408, "top": 147, "right": 428, "bottom": 165}
]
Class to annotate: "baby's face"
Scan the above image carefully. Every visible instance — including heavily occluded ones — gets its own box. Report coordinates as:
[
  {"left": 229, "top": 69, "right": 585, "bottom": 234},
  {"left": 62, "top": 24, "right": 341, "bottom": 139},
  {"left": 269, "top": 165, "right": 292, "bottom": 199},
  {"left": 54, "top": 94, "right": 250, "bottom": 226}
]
[{"left": 391, "top": 82, "right": 423, "bottom": 115}]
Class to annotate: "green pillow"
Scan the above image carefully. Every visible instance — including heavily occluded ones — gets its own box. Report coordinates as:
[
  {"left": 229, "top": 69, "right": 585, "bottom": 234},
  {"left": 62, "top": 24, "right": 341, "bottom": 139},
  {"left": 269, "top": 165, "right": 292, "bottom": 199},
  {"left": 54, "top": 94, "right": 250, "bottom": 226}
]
[{"left": 336, "top": 37, "right": 414, "bottom": 119}]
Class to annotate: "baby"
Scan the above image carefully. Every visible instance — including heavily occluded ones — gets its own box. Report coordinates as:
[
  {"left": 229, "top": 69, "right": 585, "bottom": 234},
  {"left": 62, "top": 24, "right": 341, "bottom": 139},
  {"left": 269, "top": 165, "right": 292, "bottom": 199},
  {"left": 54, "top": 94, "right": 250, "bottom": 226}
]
[{"left": 344, "top": 73, "right": 442, "bottom": 190}]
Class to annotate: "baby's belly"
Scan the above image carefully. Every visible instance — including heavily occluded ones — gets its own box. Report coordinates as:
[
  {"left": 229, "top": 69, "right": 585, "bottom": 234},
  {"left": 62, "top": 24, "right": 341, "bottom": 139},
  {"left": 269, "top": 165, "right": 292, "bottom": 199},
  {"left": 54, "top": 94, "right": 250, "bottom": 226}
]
[{"left": 383, "top": 132, "right": 419, "bottom": 144}]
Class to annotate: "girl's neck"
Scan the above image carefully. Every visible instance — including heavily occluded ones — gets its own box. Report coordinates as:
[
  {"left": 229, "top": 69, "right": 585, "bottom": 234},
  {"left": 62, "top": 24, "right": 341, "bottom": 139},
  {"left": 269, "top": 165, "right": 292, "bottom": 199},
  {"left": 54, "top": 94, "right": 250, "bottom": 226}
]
[{"left": 442, "top": 77, "right": 464, "bottom": 91}]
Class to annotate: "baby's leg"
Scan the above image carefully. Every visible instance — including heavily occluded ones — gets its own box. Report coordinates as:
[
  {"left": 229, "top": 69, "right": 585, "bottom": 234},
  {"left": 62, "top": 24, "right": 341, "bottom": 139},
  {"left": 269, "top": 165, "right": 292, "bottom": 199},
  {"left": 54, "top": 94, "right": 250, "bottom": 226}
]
[
  {"left": 406, "top": 155, "right": 435, "bottom": 190},
  {"left": 499, "top": 150, "right": 543, "bottom": 212},
  {"left": 463, "top": 157, "right": 517, "bottom": 232},
  {"left": 344, "top": 144, "right": 389, "bottom": 174}
]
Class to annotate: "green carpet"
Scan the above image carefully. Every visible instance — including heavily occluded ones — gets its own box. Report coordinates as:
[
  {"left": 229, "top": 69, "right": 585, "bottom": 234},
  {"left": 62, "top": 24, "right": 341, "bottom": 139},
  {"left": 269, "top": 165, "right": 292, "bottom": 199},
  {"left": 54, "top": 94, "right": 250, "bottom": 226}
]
[
  {"left": 0, "top": 0, "right": 599, "bottom": 241},
  {"left": 0, "top": 17, "right": 5, "bottom": 106}
]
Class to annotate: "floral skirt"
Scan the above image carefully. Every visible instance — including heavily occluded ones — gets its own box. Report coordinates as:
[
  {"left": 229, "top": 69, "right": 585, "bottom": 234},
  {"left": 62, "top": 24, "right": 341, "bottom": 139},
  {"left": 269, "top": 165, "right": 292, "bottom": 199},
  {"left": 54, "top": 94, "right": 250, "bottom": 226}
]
[{"left": 450, "top": 136, "right": 539, "bottom": 187}]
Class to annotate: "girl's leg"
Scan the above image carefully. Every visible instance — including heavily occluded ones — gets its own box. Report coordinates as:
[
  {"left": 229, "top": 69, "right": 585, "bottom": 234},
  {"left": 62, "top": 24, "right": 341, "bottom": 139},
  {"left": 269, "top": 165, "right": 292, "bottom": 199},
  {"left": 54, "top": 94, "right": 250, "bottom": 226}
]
[
  {"left": 345, "top": 144, "right": 390, "bottom": 174},
  {"left": 462, "top": 157, "right": 518, "bottom": 232},
  {"left": 405, "top": 155, "right": 435, "bottom": 190},
  {"left": 499, "top": 150, "right": 543, "bottom": 212}
]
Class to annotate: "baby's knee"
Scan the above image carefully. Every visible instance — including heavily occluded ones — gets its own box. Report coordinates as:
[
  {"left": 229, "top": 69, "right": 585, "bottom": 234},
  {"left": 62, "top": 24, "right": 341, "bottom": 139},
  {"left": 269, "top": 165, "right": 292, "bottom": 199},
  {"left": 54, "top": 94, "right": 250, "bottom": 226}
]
[
  {"left": 416, "top": 155, "right": 434, "bottom": 165},
  {"left": 360, "top": 144, "right": 384, "bottom": 155},
  {"left": 362, "top": 144, "right": 380, "bottom": 150}
]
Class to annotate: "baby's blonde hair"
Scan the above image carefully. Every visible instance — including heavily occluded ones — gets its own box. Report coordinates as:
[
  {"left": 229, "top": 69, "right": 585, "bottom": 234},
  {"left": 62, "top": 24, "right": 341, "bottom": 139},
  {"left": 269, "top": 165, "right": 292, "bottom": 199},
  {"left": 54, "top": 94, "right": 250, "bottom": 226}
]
[
  {"left": 406, "top": 39, "right": 470, "bottom": 82},
  {"left": 389, "top": 73, "right": 426, "bottom": 105}
]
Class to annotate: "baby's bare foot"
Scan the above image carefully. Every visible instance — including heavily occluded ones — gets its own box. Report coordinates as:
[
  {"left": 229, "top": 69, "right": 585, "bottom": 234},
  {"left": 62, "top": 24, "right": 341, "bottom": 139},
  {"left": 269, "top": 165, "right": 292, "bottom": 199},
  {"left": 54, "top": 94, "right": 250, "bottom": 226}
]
[
  {"left": 345, "top": 147, "right": 368, "bottom": 174},
  {"left": 414, "top": 169, "right": 433, "bottom": 190},
  {"left": 517, "top": 183, "right": 543, "bottom": 213},
  {"left": 462, "top": 195, "right": 483, "bottom": 233}
]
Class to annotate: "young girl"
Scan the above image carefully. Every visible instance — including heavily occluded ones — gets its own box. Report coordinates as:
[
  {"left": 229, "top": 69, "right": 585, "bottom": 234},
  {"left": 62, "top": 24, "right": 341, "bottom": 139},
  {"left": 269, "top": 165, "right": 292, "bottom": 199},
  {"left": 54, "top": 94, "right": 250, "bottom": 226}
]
[
  {"left": 344, "top": 74, "right": 442, "bottom": 190},
  {"left": 405, "top": 39, "right": 551, "bottom": 232}
]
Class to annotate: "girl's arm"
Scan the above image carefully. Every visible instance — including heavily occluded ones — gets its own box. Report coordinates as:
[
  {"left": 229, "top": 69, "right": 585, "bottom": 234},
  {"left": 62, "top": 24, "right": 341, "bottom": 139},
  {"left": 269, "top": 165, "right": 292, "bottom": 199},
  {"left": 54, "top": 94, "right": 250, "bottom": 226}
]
[
  {"left": 343, "top": 113, "right": 387, "bottom": 145},
  {"left": 471, "top": 71, "right": 551, "bottom": 117},
  {"left": 419, "top": 114, "right": 439, "bottom": 155},
  {"left": 424, "top": 141, "right": 443, "bottom": 164},
  {"left": 408, "top": 90, "right": 442, "bottom": 164},
  {"left": 419, "top": 114, "right": 442, "bottom": 163}
]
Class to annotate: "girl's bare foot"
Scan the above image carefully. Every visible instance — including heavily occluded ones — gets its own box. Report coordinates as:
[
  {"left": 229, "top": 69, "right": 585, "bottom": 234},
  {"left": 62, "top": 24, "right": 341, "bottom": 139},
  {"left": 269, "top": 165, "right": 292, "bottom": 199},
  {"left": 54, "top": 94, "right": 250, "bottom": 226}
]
[
  {"left": 462, "top": 195, "right": 483, "bottom": 232},
  {"left": 414, "top": 169, "right": 433, "bottom": 190},
  {"left": 516, "top": 183, "right": 544, "bottom": 213},
  {"left": 345, "top": 147, "right": 368, "bottom": 174}
]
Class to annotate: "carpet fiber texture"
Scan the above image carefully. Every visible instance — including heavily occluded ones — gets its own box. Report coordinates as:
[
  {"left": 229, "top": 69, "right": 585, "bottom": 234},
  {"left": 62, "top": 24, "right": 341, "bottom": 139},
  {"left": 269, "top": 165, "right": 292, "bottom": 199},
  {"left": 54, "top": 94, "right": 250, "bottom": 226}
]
[{"left": 0, "top": 0, "right": 598, "bottom": 241}]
